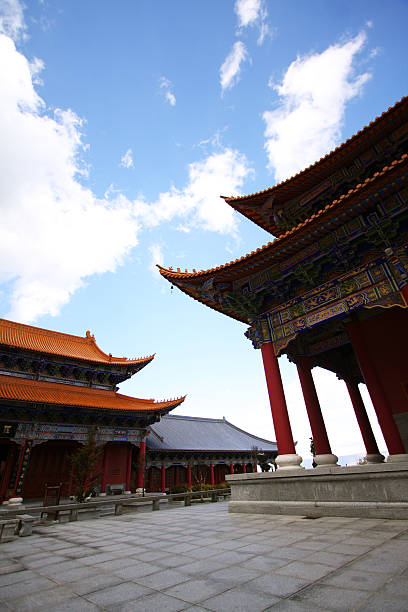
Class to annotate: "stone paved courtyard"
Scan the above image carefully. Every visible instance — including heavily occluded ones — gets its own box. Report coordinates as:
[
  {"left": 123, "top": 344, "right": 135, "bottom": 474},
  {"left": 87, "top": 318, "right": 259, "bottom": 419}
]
[{"left": 1, "top": 501, "right": 407, "bottom": 611}]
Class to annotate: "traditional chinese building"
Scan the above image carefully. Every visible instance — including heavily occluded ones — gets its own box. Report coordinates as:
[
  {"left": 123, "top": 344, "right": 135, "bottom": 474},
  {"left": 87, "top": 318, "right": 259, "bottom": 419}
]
[
  {"left": 0, "top": 318, "right": 185, "bottom": 501},
  {"left": 159, "top": 98, "right": 408, "bottom": 518},
  {"left": 145, "top": 414, "right": 277, "bottom": 492}
]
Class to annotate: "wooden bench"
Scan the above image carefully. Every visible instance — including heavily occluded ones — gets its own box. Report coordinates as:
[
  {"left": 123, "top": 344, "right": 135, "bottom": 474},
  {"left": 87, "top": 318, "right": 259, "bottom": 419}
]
[{"left": 0, "top": 488, "right": 231, "bottom": 534}]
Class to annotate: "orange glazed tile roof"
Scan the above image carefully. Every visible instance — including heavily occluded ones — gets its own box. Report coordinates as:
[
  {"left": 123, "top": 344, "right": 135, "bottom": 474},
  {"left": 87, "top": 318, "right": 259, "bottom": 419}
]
[
  {"left": 0, "top": 318, "right": 154, "bottom": 367},
  {"left": 223, "top": 96, "right": 408, "bottom": 236},
  {"left": 0, "top": 374, "right": 185, "bottom": 413}
]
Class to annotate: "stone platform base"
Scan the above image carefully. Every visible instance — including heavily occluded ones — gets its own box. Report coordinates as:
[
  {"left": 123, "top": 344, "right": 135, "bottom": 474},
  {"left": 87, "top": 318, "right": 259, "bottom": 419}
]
[{"left": 226, "top": 462, "right": 408, "bottom": 520}]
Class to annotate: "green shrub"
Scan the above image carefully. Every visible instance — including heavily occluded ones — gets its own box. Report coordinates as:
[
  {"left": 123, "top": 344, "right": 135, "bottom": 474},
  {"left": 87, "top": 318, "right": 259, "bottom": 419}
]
[{"left": 170, "top": 483, "right": 190, "bottom": 494}]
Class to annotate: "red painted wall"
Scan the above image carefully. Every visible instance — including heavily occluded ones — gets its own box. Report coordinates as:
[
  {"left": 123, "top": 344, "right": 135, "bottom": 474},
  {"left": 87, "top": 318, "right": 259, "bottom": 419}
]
[
  {"left": 23, "top": 440, "right": 80, "bottom": 499},
  {"left": 102, "top": 442, "right": 129, "bottom": 486},
  {"left": 359, "top": 308, "right": 408, "bottom": 415}
]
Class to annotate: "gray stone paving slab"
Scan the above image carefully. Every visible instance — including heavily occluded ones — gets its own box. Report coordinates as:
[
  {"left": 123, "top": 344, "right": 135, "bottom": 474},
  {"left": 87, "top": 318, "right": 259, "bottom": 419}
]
[
  {"left": 69, "top": 573, "right": 124, "bottom": 596},
  {"left": 156, "top": 553, "right": 206, "bottom": 567},
  {"left": 0, "top": 576, "right": 56, "bottom": 601},
  {"left": 113, "top": 561, "right": 163, "bottom": 580},
  {"left": 108, "top": 591, "right": 191, "bottom": 611},
  {"left": 175, "top": 559, "right": 228, "bottom": 577},
  {"left": 51, "top": 566, "right": 99, "bottom": 584},
  {"left": 239, "top": 555, "right": 290, "bottom": 572},
  {"left": 275, "top": 560, "right": 334, "bottom": 581},
  {"left": 201, "top": 585, "right": 281, "bottom": 611},
  {"left": 36, "top": 560, "right": 83, "bottom": 577},
  {"left": 6, "top": 586, "right": 76, "bottom": 611},
  {"left": 356, "top": 592, "right": 408, "bottom": 611},
  {"left": 0, "top": 570, "right": 38, "bottom": 588},
  {"left": 205, "top": 565, "right": 262, "bottom": 584},
  {"left": 321, "top": 566, "right": 389, "bottom": 591},
  {"left": 205, "top": 550, "right": 255, "bottom": 566},
  {"left": 164, "top": 577, "right": 232, "bottom": 604},
  {"left": 85, "top": 581, "right": 153, "bottom": 606},
  {"left": 44, "top": 599, "right": 101, "bottom": 612},
  {"left": 290, "top": 583, "right": 371, "bottom": 611},
  {"left": 266, "top": 599, "right": 328, "bottom": 611},
  {"left": 1, "top": 502, "right": 408, "bottom": 611},
  {"left": 245, "top": 573, "right": 310, "bottom": 598},
  {"left": 134, "top": 568, "right": 192, "bottom": 590},
  {"left": 266, "top": 547, "right": 310, "bottom": 561},
  {"left": 381, "top": 574, "right": 408, "bottom": 597}
]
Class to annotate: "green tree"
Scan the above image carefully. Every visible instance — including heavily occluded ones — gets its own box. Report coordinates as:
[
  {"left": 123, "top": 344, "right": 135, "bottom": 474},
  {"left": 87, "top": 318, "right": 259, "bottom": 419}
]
[{"left": 69, "top": 429, "right": 103, "bottom": 502}]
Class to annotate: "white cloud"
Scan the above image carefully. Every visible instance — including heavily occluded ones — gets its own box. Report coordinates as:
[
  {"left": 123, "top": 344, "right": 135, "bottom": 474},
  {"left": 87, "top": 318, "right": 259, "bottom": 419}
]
[
  {"left": 0, "top": 34, "right": 141, "bottom": 322},
  {"left": 0, "top": 0, "right": 25, "bottom": 39},
  {"left": 220, "top": 41, "right": 248, "bottom": 94},
  {"left": 235, "top": 0, "right": 261, "bottom": 27},
  {"left": 159, "top": 76, "right": 176, "bottom": 106},
  {"left": 133, "top": 148, "right": 252, "bottom": 234},
  {"left": 234, "top": 0, "right": 270, "bottom": 45},
  {"left": 148, "top": 243, "right": 164, "bottom": 278},
  {"left": 0, "top": 32, "right": 251, "bottom": 322},
  {"left": 120, "top": 148, "right": 134, "bottom": 169},
  {"left": 263, "top": 32, "right": 371, "bottom": 182}
]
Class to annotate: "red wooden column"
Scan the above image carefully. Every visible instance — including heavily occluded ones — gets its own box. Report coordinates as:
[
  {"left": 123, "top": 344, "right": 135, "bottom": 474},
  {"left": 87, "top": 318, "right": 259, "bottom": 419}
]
[
  {"left": 345, "top": 379, "right": 384, "bottom": 463},
  {"left": 210, "top": 463, "right": 215, "bottom": 485},
  {"left": 261, "top": 342, "right": 302, "bottom": 469},
  {"left": 137, "top": 440, "right": 146, "bottom": 489},
  {"left": 297, "top": 356, "right": 338, "bottom": 467},
  {"left": 0, "top": 444, "right": 17, "bottom": 501},
  {"left": 242, "top": 462, "right": 246, "bottom": 473},
  {"left": 125, "top": 444, "right": 132, "bottom": 492},
  {"left": 229, "top": 463, "right": 234, "bottom": 474},
  {"left": 161, "top": 465, "right": 166, "bottom": 493},
  {"left": 100, "top": 444, "right": 109, "bottom": 493},
  {"left": 187, "top": 464, "right": 192, "bottom": 489},
  {"left": 347, "top": 317, "right": 407, "bottom": 459}
]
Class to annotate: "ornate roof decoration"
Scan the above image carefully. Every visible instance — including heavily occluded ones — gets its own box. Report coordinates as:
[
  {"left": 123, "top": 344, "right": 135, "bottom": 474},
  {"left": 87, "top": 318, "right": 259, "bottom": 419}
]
[
  {"left": 222, "top": 96, "right": 408, "bottom": 236},
  {"left": 0, "top": 374, "right": 185, "bottom": 413},
  {"left": 159, "top": 152, "right": 408, "bottom": 322},
  {"left": 0, "top": 318, "right": 154, "bottom": 367}
]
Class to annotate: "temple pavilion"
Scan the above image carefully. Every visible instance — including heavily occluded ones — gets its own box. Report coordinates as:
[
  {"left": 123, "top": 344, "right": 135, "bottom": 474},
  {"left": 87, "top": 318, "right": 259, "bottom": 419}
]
[
  {"left": 0, "top": 318, "right": 184, "bottom": 501},
  {"left": 145, "top": 414, "right": 277, "bottom": 492},
  {"left": 0, "top": 318, "right": 277, "bottom": 501},
  {"left": 159, "top": 97, "right": 408, "bottom": 518}
]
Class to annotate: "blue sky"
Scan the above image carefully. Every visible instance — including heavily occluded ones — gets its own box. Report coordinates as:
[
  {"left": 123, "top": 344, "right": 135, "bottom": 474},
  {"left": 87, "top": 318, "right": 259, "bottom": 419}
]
[{"left": 0, "top": 0, "right": 407, "bottom": 464}]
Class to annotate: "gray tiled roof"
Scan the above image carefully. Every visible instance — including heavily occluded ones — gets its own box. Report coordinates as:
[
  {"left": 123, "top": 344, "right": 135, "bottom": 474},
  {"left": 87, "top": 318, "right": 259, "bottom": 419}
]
[{"left": 146, "top": 415, "right": 277, "bottom": 452}]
